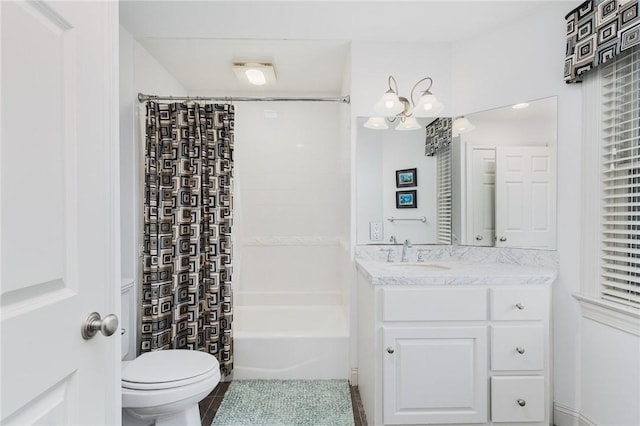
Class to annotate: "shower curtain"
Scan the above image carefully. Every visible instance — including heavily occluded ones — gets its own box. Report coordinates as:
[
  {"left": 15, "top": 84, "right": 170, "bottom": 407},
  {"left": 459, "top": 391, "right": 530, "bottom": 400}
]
[{"left": 141, "top": 101, "right": 234, "bottom": 376}]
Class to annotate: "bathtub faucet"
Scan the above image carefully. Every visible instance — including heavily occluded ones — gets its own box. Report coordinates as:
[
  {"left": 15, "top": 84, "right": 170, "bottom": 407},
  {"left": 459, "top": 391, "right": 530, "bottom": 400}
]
[{"left": 401, "top": 239, "right": 412, "bottom": 262}]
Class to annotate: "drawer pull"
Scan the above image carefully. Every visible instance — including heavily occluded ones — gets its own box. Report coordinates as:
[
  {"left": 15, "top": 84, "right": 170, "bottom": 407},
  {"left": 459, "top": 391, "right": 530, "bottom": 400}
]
[
  {"left": 516, "top": 347, "right": 525, "bottom": 354},
  {"left": 517, "top": 399, "right": 526, "bottom": 407},
  {"left": 386, "top": 346, "right": 395, "bottom": 354},
  {"left": 515, "top": 303, "right": 525, "bottom": 310}
]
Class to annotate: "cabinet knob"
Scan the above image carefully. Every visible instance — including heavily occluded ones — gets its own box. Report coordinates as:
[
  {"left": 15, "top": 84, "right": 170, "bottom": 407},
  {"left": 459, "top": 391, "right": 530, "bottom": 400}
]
[
  {"left": 515, "top": 303, "right": 525, "bottom": 310},
  {"left": 386, "top": 346, "right": 395, "bottom": 354},
  {"left": 499, "top": 236, "right": 507, "bottom": 242},
  {"left": 516, "top": 347, "right": 526, "bottom": 354},
  {"left": 517, "top": 399, "right": 526, "bottom": 407}
]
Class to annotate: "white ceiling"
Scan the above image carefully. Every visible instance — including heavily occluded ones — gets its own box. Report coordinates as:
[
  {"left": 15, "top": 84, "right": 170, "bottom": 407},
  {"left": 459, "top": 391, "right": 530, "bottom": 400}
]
[
  {"left": 119, "top": 1, "right": 572, "bottom": 95},
  {"left": 136, "top": 38, "right": 350, "bottom": 95}
]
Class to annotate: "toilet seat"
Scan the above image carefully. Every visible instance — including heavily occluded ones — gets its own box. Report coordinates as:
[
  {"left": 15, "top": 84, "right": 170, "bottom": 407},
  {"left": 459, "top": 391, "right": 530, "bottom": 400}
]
[{"left": 122, "top": 350, "right": 219, "bottom": 391}]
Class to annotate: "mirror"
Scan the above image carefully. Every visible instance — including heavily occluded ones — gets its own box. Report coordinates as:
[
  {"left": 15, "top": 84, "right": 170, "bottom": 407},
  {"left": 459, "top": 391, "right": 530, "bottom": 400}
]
[
  {"left": 356, "top": 96, "right": 558, "bottom": 250},
  {"left": 356, "top": 116, "right": 442, "bottom": 245}
]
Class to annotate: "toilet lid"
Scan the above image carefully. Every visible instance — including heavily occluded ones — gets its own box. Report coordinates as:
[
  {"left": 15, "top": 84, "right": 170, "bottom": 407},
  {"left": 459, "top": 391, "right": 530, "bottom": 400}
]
[{"left": 122, "top": 350, "right": 219, "bottom": 389}]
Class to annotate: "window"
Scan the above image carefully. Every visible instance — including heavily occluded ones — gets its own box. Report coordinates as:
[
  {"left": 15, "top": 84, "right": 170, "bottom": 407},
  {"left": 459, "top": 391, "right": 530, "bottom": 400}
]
[
  {"left": 437, "top": 145, "right": 452, "bottom": 244},
  {"left": 600, "top": 49, "right": 640, "bottom": 310},
  {"left": 577, "top": 46, "right": 640, "bottom": 334}
]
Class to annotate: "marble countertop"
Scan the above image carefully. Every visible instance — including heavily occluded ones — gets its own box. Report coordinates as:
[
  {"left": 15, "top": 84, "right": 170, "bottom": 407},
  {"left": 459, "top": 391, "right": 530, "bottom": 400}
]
[{"left": 355, "top": 258, "right": 557, "bottom": 286}]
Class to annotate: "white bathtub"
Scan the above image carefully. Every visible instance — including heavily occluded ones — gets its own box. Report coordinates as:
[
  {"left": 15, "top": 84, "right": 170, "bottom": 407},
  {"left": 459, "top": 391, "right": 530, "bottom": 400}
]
[{"left": 232, "top": 304, "right": 349, "bottom": 380}]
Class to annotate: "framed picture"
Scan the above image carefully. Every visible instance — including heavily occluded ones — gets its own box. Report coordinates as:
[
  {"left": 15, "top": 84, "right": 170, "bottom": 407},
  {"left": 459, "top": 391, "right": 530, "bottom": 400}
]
[
  {"left": 396, "top": 190, "right": 417, "bottom": 209},
  {"left": 396, "top": 168, "right": 417, "bottom": 188}
]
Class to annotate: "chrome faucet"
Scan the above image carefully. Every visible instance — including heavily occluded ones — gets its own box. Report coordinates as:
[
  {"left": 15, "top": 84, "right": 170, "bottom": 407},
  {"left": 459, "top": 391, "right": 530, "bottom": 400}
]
[{"left": 401, "top": 239, "right": 412, "bottom": 262}]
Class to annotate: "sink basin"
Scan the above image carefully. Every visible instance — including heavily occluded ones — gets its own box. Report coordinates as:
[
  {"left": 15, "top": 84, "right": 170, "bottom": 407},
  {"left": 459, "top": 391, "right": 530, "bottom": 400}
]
[{"left": 384, "top": 263, "right": 450, "bottom": 271}]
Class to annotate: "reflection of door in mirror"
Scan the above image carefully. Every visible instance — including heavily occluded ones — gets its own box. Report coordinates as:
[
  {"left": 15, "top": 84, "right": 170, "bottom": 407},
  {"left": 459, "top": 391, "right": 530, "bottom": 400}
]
[
  {"left": 466, "top": 147, "right": 495, "bottom": 247},
  {"left": 495, "top": 146, "right": 556, "bottom": 249},
  {"left": 465, "top": 145, "right": 556, "bottom": 249},
  {"left": 457, "top": 96, "right": 558, "bottom": 250}
]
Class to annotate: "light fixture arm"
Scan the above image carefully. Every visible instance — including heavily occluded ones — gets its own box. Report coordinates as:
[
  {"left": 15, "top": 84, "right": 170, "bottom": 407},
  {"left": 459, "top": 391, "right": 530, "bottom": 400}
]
[
  {"left": 367, "top": 75, "right": 443, "bottom": 131},
  {"left": 409, "top": 77, "right": 434, "bottom": 107},
  {"left": 387, "top": 75, "right": 399, "bottom": 94}
]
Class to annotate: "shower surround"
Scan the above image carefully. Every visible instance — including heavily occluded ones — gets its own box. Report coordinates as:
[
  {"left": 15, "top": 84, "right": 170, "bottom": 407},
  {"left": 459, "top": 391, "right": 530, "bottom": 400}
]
[{"left": 232, "top": 102, "right": 351, "bottom": 379}]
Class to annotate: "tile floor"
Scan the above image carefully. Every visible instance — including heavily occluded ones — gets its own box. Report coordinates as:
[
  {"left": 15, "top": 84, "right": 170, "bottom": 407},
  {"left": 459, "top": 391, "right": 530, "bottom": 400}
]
[{"left": 199, "top": 381, "right": 368, "bottom": 426}]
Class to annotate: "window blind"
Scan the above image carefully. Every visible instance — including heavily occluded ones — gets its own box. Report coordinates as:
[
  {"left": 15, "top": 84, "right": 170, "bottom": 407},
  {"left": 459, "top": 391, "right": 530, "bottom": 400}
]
[
  {"left": 600, "top": 47, "right": 640, "bottom": 309},
  {"left": 437, "top": 145, "right": 452, "bottom": 244}
]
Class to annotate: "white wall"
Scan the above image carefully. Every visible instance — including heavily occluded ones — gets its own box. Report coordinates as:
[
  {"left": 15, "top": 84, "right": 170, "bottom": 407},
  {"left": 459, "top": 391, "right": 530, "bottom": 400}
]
[
  {"left": 232, "top": 102, "right": 350, "bottom": 304},
  {"left": 452, "top": 4, "right": 639, "bottom": 426},
  {"left": 350, "top": 41, "right": 452, "bottom": 118}
]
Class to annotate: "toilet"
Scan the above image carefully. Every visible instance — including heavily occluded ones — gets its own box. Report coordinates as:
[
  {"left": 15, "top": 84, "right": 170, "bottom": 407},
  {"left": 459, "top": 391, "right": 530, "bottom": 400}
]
[{"left": 121, "top": 349, "right": 221, "bottom": 426}]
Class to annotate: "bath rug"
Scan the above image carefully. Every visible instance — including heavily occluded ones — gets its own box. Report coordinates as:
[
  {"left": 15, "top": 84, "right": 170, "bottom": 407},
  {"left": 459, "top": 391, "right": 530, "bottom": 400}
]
[{"left": 212, "top": 379, "right": 354, "bottom": 426}]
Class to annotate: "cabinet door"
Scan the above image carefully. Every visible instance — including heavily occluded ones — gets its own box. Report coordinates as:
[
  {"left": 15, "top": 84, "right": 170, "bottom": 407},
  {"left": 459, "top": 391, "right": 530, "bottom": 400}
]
[{"left": 383, "top": 327, "right": 487, "bottom": 425}]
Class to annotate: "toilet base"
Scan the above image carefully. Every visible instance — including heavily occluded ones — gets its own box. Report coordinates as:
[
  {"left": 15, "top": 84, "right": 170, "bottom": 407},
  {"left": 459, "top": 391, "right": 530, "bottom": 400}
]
[
  {"left": 155, "top": 405, "right": 201, "bottom": 426},
  {"left": 122, "top": 409, "right": 152, "bottom": 426},
  {"left": 122, "top": 405, "right": 201, "bottom": 426}
]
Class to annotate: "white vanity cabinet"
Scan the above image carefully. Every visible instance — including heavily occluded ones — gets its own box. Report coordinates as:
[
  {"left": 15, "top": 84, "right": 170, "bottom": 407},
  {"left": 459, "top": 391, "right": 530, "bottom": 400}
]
[
  {"left": 357, "top": 272, "right": 552, "bottom": 426},
  {"left": 488, "top": 286, "right": 550, "bottom": 424}
]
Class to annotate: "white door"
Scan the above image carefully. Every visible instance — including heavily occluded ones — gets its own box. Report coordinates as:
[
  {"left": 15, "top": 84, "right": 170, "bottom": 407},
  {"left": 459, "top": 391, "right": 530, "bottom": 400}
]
[
  {"left": 383, "top": 326, "right": 487, "bottom": 425},
  {"left": 495, "top": 146, "right": 556, "bottom": 249},
  {"left": 466, "top": 147, "right": 495, "bottom": 246},
  {"left": 1, "top": 1, "right": 120, "bottom": 425}
]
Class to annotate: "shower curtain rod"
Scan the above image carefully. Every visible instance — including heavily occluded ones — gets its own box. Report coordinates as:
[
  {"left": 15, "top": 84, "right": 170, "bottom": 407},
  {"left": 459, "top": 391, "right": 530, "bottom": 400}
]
[{"left": 137, "top": 92, "right": 350, "bottom": 104}]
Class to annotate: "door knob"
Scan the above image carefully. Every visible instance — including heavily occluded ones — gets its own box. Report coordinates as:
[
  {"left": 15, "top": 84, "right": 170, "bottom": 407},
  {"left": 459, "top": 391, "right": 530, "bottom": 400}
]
[
  {"left": 386, "top": 346, "right": 395, "bottom": 354},
  {"left": 81, "top": 312, "right": 119, "bottom": 340}
]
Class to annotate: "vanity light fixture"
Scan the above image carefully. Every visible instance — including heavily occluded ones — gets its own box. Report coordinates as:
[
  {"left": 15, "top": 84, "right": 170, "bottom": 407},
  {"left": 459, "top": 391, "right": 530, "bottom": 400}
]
[
  {"left": 232, "top": 62, "right": 277, "bottom": 86},
  {"left": 452, "top": 116, "right": 475, "bottom": 136},
  {"left": 364, "top": 75, "right": 444, "bottom": 131},
  {"left": 363, "top": 116, "right": 389, "bottom": 129},
  {"left": 395, "top": 116, "right": 421, "bottom": 131}
]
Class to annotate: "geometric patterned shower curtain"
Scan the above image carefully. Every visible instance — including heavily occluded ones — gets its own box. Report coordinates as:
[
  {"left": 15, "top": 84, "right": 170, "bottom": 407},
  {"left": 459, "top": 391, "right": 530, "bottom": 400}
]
[{"left": 140, "top": 101, "right": 234, "bottom": 377}]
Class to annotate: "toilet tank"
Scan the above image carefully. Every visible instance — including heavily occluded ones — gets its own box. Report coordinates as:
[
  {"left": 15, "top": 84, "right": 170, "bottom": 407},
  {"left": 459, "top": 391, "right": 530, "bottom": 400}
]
[{"left": 121, "top": 281, "right": 136, "bottom": 360}]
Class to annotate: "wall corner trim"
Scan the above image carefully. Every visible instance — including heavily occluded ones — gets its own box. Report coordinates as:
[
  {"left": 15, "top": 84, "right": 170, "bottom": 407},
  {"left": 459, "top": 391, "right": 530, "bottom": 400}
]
[{"left": 554, "top": 402, "right": 598, "bottom": 426}]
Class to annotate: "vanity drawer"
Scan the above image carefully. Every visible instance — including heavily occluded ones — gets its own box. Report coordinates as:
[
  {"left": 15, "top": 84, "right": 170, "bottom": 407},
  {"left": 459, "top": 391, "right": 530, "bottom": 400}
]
[
  {"left": 491, "top": 376, "right": 545, "bottom": 423},
  {"left": 382, "top": 287, "right": 487, "bottom": 321},
  {"left": 491, "top": 325, "right": 544, "bottom": 371},
  {"left": 490, "top": 287, "right": 548, "bottom": 321}
]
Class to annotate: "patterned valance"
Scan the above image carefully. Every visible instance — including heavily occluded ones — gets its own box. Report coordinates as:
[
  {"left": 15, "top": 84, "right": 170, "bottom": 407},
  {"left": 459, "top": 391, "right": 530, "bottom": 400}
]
[
  {"left": 565, "top": 0, "right": 640, "bottom": 83},
  {"left": 425, "top": 118, "right": 452, "bottom": 157}
]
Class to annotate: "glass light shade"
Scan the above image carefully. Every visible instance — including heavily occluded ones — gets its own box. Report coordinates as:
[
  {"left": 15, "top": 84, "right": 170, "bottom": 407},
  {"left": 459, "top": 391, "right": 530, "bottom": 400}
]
[
  {"left": 452, "top": 116, "right": 475, "bottom": 135},
  {"left": 395, "top": 116, "right": 421, "bottom": 131},
  {"left": 232, "top": 62, "right": 277, "bottom": 86},
  {"left": 412, "top": 92, "right": 444, "bottom": 117},
  {"left": 245, "top": 69, "right": 266, "bottom": 85},
  {"left": 363, "top": 116, "right": 389, "bottom": 130},
  {"left": 374, "top": 91, "right": 404, "bottom": 116}
]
